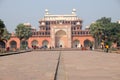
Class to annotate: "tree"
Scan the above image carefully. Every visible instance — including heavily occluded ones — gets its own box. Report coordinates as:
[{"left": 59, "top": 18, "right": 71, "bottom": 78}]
[
  {"left": 0, "top": 19, "right": 10, "bottom": 51},
  {"left": 90, "top": 17, "right": 120, "bottom": 48},
  {"left": 0, "top": 19, "right": 5, "bottom": 40},
  {"left": 15, "top": 23, "right": 32, "bottom": 49},
  {"left": 1, "top": 28, "right": 11, "bottom": 42},
  {"left": 108, "top": 23, "right": 120, "bottom": 46},
  {"left": 89, "top": 21, "right": 105, "bottom": 48}
]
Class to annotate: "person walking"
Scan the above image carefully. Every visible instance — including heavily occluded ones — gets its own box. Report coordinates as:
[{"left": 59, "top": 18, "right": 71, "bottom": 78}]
[{"left": 105, "top": 45, "right": 109, "bottom": 53}]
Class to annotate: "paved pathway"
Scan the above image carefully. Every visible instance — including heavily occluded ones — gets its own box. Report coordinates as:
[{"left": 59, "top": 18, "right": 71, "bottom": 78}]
[
  {"left": 0, "top": 50, "right": 120, "bottom": 80},
  {"left": 61, "top": 51, "right": 120, "bottom": 80},
  {"left": 0, "top": 51, "right": 59, "bottom": 80}
]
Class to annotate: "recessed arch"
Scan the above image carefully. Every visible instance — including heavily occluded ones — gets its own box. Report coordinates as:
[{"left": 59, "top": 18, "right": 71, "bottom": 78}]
[
  {"left": 10, "top": 40, "right": 17, "bottom": 48},
  {"left": 21, "top": 40, "right": 28, "bottom": 48},
  {"left": 55, "top": 30, "right": 66, "bottom": 36},
  {"left": 31, "top": 40, "right": 38, "bottom": 46},
  {"left": 55, "top": 30, "right": 67, "bottom": 48},
  {"left": 21, "top": 40, "right": 28, "bottom": 45},
  {"left": 42, "top": 40, "right": 49, "bottom": 48},
  {"left": 84, "top": 39, "right": 92, "bottom": 47},
  {"left": 72, "top": 40, "right": 80, "bottom": 48}
]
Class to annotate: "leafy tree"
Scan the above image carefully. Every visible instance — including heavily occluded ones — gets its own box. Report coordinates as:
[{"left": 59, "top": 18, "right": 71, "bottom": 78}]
[
  {"left": 108, "top": 23, "right": 120, "bottom": 46},
  {"left": 0, "top": 19, "right": 10, "bottom": 52},
  {"left": 90, "top": 17, "right": 120, "bottom": 48},
  {"left": 0, "top": 19, "right": 5, "bottom": 40},
  {"left": 1, "top": 28, "right": 11, "bottom": 42},
  {"left": 96, "top": 17, "right": 111, "bottom": 24},
  {"left": 89, "top": 18, "right": 106, "bottom": 48},
  {"left": 15, "top": 23, "right": 32, "bottom": 49}
]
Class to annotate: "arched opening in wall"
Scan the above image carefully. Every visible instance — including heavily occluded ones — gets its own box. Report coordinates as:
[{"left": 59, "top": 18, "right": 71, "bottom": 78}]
[
  {"left": 84, "top": 39, "right": 92, "bottom": 48},
  {"left": 42, "top": 40, "right": 49, "bottom": 48},
  {"left": 72, "top": 40, "right": 80, "bottom": 48},
  {"left": 21, "top": 40, "right": 28, "bottom": 49},
  {"left": 31, "top": 40, "right": 38, "bottom": 47},
  {"left": 0, "top": 41, "right": 5, "bottom": 48},
  {"left": 55, "top": 30, "right": 67, "bottom": 48},
  {"left": 10, "top": 41, "right": 17, "bottom": 48}
]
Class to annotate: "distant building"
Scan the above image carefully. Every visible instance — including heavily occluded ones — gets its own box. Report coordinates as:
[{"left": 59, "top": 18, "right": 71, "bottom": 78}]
[
  {"left": 117, "top": 20, "right": 120, "bottom": 24},
  {"left": 5, "top": 9, "right": 94, "bottom": 49}
]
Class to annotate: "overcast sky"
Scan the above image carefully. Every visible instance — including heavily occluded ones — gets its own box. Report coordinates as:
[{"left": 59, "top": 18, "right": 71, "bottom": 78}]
[{"left": 0, "top": 0, "right": 120, "bottom": 32}]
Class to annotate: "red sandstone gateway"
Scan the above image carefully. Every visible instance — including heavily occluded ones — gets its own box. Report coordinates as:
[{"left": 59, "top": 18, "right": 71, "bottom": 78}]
[{"left": 5, "top": 9, "right": 94, "bottom": 49}]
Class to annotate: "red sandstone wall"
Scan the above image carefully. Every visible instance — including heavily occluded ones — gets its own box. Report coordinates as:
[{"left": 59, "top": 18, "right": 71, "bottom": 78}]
[
  {"left": 28, "top": 37, "right": 51, "bottom": 48},
  {"left": 7, "top": 37, "right": 20, "bottom": 49},
  {"left": 72, "top": 36, "right": 94, "bottom": 47}
]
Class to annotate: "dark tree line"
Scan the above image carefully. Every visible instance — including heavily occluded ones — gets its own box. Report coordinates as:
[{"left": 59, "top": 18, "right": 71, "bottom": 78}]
[{"left": 0, "top": 19, "right": 10, "bottom": 42}]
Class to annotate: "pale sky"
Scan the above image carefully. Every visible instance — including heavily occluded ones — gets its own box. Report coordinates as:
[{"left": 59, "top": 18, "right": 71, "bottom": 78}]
[{"left": 0, "top": 0, "right": 120, "bottom": 32}]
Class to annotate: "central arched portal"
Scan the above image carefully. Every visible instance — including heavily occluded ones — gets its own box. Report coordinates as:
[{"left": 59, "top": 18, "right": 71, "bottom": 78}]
[{"left": 55, "top": 30, "right": 67, "bottom": 48}]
